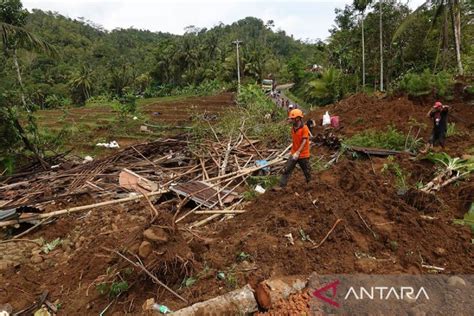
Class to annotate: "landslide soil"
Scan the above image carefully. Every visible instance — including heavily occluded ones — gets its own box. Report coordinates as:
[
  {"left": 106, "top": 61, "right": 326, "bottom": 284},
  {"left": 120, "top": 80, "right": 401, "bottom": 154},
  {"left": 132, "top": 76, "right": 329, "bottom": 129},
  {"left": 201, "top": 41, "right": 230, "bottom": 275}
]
[{"left": 1, "top": 94, "right": 473, "bottom": 315}]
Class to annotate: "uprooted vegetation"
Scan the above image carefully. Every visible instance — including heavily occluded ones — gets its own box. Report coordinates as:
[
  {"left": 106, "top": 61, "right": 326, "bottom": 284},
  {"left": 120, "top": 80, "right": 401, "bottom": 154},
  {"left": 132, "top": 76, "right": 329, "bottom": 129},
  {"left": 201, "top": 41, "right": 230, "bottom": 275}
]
[{"left": 0, "top": 91, "right": 473, "bottom": 314}]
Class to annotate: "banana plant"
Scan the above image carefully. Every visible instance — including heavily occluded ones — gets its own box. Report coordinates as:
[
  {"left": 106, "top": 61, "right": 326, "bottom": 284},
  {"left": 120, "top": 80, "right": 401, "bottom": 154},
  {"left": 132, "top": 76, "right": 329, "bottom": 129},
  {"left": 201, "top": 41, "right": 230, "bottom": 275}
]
[{"left": 421, "top": 152, "right": 474, "bottom": 193}]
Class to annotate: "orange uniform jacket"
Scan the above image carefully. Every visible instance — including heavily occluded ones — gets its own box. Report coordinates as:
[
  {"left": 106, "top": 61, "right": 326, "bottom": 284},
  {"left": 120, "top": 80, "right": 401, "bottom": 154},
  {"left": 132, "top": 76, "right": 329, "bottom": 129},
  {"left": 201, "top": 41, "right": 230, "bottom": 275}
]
[{"left": 291, "top": 125, "right": 310, "bottom": 158}]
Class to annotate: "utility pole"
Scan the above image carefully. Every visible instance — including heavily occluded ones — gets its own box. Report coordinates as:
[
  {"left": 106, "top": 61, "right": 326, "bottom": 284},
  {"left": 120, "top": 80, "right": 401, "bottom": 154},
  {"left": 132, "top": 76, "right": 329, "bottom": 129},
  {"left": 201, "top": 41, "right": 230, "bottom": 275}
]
[{"left": 232, "top": 40, "right": 242, "bottom": 93}]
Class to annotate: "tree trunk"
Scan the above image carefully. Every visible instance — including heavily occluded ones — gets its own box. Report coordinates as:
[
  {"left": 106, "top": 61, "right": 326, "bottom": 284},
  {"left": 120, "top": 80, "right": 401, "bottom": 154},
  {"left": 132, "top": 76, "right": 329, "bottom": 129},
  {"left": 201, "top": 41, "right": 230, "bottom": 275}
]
[
  {"left": 12, "top": 48, "right": 49, "bottom": 170},
  {"left": 361, "top": 12, "right": 366, "bottom": 88},
  {"left": 379, "top": 0, "right": 384, "bottom": 91},
  {"left": 442, "top": 7, "right": 449, "bottom": 70},
  {"left": 451, "top": 0, "right": 463, "bottom": 75},
  {"left": 7, "top": 108, "right": 49, "bottom": 170},
  {"left": 12, "top": 48, "right": 28, "bottom": 110}
]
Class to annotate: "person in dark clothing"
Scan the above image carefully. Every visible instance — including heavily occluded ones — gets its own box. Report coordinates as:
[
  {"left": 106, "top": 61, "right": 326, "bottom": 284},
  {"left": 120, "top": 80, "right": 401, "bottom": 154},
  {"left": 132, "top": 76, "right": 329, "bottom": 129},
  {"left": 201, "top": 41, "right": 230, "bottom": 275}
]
[
  {"left": 273, "top": 109, "right": 312, "bottom": 191},
  {"left": 426, "top": 101, "right": 449, "bottom": 151}
]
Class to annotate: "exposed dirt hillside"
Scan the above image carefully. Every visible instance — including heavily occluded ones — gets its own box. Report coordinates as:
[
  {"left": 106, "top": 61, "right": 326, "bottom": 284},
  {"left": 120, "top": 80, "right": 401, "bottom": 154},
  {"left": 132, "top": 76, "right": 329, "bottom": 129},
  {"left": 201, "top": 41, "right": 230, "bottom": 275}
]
[{"left": 0, "top": 94, "right": 472, "bottom": 315}]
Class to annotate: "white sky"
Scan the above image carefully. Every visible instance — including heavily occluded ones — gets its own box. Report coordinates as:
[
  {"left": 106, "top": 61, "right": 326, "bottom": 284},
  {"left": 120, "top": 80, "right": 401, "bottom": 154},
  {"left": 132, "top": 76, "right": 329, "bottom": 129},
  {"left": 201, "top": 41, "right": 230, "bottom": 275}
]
[{"left": 23, "top": 0, "right": 426, "bottom": 41}]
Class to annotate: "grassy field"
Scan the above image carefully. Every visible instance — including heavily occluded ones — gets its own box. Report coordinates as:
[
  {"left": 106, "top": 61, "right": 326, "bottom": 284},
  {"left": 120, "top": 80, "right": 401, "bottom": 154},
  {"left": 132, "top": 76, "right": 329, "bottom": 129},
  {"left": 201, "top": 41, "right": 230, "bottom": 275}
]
[{"left": 35, "top": 93, "right": 235, "bottom": 157}]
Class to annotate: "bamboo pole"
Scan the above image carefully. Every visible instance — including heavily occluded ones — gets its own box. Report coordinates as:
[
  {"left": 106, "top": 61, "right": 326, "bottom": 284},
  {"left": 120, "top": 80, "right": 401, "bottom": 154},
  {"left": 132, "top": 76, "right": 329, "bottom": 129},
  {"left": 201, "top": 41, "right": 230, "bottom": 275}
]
[
  {"left": 240, "top": 129, "right": 264, "bottom": 159},
  {"left": 194, "top": 210, "right": 247, "bottom": 214},
  {"left": 0, "top": 190, "right": 168, "bottom": 228}
]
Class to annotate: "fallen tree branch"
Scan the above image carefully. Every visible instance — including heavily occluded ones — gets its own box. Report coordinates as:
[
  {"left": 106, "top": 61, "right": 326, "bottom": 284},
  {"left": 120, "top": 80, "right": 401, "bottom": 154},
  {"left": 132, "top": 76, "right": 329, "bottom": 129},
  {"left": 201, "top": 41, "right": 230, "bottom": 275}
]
[{"left": 311, "top": 219, "right": 343, "bottom": 249}]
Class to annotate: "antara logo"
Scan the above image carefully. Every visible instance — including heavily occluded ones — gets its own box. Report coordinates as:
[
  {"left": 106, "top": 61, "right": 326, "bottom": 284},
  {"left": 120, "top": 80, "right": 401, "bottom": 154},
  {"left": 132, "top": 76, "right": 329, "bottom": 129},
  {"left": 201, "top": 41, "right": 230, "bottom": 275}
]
[
  {"left": 312, "top": 280, "right": 430, "bottom": 307},
  {"left": 344, "top": 286, "right": 430, "bottom": 300}
]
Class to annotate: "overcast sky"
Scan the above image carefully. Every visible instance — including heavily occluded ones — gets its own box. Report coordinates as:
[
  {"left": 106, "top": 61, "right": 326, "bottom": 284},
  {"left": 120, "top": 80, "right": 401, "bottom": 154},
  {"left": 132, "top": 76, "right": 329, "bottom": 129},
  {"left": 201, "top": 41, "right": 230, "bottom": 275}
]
[{"left": 23, "top": 0, "right": 426, "bottom": 41}]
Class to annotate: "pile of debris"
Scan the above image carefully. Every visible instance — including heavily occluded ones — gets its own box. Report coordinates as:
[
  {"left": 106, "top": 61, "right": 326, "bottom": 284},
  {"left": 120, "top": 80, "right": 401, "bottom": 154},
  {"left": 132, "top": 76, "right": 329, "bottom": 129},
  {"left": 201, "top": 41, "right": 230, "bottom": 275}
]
[{"left": 0, "top": 130, "right": 290, "bottom": 229}]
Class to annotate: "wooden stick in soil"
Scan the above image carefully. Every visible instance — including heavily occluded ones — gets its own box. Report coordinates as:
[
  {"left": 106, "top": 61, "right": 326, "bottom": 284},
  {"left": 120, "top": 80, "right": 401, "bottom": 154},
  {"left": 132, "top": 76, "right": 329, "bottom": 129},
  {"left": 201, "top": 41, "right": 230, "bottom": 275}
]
[
  {"left": 142, "top": 192, "right": 159, "bottom": 218},
  {"left": 103, "top": 247, "right": 188, "bottom": 304},
  {"left": 355, "top": 209, "right": 377, "bottom": 238},
  {"left": 0, "top": 190, "right": 167, "bottom": 228},
  {"left": 311, "top": 219, "right": 343, "bottom": 249},
  {"left": 195, "top": 210, "right": 246, "bottom": 214}
]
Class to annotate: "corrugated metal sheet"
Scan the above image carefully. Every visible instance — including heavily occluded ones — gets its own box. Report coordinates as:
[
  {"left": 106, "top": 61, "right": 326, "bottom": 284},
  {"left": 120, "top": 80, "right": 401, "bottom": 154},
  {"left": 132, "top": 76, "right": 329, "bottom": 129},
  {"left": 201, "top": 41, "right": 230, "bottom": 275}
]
[{"left": 170, "top": 181, "right": 236, "bottom": 208}]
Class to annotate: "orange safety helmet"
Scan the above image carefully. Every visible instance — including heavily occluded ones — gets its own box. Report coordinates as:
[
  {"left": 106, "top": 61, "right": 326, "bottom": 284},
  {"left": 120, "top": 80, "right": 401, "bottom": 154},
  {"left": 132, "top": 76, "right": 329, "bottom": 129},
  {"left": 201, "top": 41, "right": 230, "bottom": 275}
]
[{"left": 288, "top": 109, "right": 303, "bottom": 119}]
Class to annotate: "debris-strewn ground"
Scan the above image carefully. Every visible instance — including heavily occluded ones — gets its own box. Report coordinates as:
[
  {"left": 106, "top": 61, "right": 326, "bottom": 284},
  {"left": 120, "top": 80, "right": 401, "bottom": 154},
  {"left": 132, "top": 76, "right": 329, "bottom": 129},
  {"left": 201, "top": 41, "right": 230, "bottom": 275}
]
[{"left": 1, "top": 93, "right": 473, "bottom": 315}]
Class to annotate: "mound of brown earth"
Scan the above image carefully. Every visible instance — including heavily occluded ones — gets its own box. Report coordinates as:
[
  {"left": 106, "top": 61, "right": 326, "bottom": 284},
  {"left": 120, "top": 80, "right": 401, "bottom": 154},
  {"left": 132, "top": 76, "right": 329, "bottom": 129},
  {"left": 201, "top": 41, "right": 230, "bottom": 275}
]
[
  {"left": 307, "top": 94, "right": 474, "bottom": 156},
  {"left": 1, "top": 94, "right": 472, "bottom": 315}
]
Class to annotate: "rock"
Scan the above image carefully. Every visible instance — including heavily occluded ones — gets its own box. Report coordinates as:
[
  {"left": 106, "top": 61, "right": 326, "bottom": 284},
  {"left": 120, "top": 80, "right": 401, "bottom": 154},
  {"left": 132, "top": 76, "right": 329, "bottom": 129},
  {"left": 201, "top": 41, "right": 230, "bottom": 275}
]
[
  {"left": 0, "top": 303, "right": 13, "bottom": 314},
  {"left": 31, "top": 255, "right": 43, "bottom": 264},
  {"left": 255, "top": 281, "right": 272, "bottom": 310},
  {"left": 138, "top": 241, "right": 152, "bottom": 258},
  {"left": 389, "top": 240, "right": 399, "bottom": 251},
  {"left": 143, "top": 228, "right": 168, "bottom": 243},
  {"left": 408, "top": 304, "right": 427, "bottom": 316},
  {"left": 447, "top": 276, "right": 466, "bottom": 287},
  {"left": 39, "top": 261, "right": 49, "bottom": 271},
  {"left": 142, "top": 298, "right": 155, "bottom": 311},
  {"left": 0, "top": 261, "right": 11, "bottom": 272},
  {"left": 129, "top": 242, "right": 140, "bottom": 254},
  {"left": 355, "top": 258, "right": 377, "bottom": 273},
  {"left": 31, "top": 249, "right": 42, "bottom": 256},
  {"left": 434, "top": 247, "right": 447, "bottom": 257}
]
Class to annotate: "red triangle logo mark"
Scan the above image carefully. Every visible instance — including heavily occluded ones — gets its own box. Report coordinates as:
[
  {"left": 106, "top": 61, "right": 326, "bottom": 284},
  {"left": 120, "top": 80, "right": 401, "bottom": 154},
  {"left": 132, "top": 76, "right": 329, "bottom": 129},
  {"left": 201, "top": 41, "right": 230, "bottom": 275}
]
[{"left": 312, "top": 279, "right": 341, "bottom": 308}]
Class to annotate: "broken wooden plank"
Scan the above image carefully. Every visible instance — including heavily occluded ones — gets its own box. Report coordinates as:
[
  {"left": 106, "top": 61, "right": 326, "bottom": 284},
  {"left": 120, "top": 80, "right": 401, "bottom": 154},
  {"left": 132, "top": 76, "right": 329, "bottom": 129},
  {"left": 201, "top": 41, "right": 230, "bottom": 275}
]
[{"left": 119, "top": 168, "right": 158, "bottom": 193}]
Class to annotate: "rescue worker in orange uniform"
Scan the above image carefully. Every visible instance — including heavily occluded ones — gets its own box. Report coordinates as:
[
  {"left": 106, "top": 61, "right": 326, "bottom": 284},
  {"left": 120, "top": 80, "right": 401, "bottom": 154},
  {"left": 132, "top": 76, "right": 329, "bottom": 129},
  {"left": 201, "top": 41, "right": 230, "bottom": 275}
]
[{"left": 276, "top": 109, "right": 312, "bottom": 189}]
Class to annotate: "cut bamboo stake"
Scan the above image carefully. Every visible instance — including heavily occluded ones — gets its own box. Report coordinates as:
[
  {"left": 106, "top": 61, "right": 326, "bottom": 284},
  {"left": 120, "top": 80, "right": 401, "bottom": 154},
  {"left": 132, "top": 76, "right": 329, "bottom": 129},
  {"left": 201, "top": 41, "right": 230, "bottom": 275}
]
[{"left": 0, "top": 190, "right": 168, "bottom": 228}]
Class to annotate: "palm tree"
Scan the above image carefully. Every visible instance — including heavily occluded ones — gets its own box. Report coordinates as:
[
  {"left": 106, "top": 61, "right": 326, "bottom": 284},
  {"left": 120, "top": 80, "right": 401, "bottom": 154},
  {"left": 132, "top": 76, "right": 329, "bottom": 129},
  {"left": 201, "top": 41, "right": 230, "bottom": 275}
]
[
  {"left": 69, "top": 66, "right": 93, "bottom": 105},
  {"left": 393, "top": 0, "right": 464, "bottom": 75},
  {"left": 354, "top": 0, "right": 370, "bottom": 88}
]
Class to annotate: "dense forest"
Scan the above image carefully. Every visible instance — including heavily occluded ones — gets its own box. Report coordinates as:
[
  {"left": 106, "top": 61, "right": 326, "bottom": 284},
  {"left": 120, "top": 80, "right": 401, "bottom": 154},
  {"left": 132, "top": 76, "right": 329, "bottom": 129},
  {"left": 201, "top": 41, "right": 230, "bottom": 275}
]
[
  {"left": 2, "top": 0, "right": 473, "bottom": 107},
  {"left": 0, "top": 0, "right": 473, "bottom": 170},
  {"left": 1, "top": 7, "right": 322, "bottom": 107}
]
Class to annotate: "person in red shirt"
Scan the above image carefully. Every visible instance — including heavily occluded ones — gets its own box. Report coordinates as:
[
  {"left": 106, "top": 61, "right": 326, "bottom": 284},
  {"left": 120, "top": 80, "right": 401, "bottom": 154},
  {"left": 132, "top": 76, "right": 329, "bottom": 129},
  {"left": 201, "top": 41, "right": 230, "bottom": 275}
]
[{"left": 276, "top": 109, "right": 312, "bottom": 189}]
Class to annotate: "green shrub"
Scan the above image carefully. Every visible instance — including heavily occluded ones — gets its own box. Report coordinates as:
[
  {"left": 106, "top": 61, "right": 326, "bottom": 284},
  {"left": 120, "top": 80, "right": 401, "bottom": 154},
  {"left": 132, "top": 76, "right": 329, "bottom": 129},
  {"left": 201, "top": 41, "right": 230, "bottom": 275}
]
[
  {"left": 396, "top": 70, "right": 454, "bottom": 98},
  {"left": 344, "top": 126, "right": 415, "bottom": 151}
]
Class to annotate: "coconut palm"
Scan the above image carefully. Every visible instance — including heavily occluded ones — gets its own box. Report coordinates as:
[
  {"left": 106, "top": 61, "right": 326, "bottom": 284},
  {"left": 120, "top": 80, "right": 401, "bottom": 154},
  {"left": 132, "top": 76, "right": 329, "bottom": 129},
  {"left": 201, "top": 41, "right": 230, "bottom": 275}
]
[
  {"left": 69, "top": 66, "right": 93, "bottom": 105},
  {"left": 354, "top": 0, "right": 371, "bottom": 88},
  {"left": 393, "top": 0, "right": 464, "bottom": 75}
]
